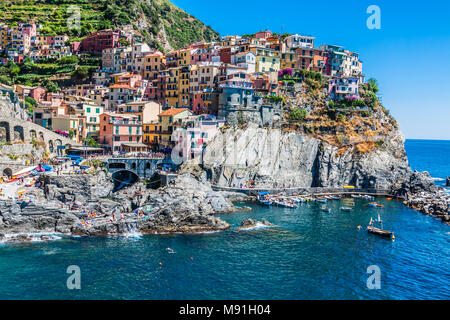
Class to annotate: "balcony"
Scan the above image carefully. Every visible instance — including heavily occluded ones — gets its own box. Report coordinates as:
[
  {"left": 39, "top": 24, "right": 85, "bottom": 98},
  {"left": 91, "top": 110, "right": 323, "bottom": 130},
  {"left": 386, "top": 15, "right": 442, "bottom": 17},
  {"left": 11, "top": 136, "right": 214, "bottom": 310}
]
[{"left": 110, "top": 120, "right": 142, "bottom": 125}]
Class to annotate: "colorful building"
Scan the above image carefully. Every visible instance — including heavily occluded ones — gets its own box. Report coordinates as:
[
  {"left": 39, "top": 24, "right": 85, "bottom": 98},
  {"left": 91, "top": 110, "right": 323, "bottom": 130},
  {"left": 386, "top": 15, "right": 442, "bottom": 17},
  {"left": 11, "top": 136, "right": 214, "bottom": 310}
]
[
  {"left": 328, "top": 77, "right": 360, "bottom": 100},
  {"left": 99, "top": 112, "right": 145, "bottom": 153},
  {"left": 172, "top": 117, "right": 225, "bottom": 160},
  {"left": 143, "top": 108, "right": 192, "bottom": 149}
]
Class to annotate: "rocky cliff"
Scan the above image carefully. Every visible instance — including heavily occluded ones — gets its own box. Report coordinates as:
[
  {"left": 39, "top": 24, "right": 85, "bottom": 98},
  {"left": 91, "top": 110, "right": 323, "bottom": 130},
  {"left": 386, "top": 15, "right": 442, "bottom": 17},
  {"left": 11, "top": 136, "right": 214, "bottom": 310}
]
[{"left": 202, "top": 123, "right": 413, "bottom": 192}]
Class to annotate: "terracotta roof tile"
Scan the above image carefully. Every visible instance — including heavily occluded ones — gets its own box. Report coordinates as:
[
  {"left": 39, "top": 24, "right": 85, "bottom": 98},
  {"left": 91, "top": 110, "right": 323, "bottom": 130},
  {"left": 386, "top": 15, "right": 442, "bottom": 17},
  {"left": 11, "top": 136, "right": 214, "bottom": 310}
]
[{"left": 159, "top": 108, "right": 188, "bottom": 116}]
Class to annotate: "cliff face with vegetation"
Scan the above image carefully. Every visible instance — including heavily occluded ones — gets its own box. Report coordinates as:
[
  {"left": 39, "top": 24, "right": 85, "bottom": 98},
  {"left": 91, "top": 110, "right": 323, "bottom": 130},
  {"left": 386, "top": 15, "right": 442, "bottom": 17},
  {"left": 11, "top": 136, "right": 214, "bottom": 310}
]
[
  {"left": 203, "top": 74, "right": 416, "bottom": 192},
  {"left": 0, "top": 0, "right": 220, "bottom": 51}
]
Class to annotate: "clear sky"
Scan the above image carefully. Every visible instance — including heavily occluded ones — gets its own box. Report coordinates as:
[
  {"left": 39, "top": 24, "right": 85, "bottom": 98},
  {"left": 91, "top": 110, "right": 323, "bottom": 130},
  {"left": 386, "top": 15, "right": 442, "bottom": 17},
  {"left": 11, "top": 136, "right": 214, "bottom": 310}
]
[{"left": 172, "top": 0, "right": 450, "bottom": 140}]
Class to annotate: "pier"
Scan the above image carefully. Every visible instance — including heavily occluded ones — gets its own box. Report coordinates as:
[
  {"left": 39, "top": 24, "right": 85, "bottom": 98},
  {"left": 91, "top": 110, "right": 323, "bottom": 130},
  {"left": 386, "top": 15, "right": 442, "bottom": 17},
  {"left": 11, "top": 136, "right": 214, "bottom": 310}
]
[{"left": 211, "top": 185, "right": 401, "bottom": 198}]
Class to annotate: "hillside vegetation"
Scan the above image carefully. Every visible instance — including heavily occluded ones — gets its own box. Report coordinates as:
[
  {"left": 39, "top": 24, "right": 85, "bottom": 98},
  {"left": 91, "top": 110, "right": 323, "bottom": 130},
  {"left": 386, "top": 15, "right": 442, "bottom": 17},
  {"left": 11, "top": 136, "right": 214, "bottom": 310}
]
[{"left": 0, "top": 0, "right": 220, "bottom": 51}]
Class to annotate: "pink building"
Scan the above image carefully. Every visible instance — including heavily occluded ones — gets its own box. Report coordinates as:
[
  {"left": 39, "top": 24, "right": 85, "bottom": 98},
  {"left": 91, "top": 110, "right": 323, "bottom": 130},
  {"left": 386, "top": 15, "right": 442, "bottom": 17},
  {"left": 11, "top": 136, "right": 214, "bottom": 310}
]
[
  {"left": 80, "top": 30, "right": 131, "bottom": 53},
  {"left": 99, "top": 112, "right": 145, "bottom": 153},
  {"left": 173, "top": 117, "right": 224, "bottom": 160},
  {"left": 70, "top": 41, "right": 81, "bottom": 53},
  {"left": 30, "top": 86, "right": 46, "bottom": 102},
  {"left": 328, "top": 77, "right": 360, "bottom": 100},
  {"left": 21, "top": 23, "right": 37, "bottom": 37},
  {"left": 255, "top": 30, "right": 273, "bottom": 40},
  {"left": 191, "top": 47, "right": 212, "bottom": 65},
  {"left": 252, "top": 74, "right": 279, "bottom": 95}
]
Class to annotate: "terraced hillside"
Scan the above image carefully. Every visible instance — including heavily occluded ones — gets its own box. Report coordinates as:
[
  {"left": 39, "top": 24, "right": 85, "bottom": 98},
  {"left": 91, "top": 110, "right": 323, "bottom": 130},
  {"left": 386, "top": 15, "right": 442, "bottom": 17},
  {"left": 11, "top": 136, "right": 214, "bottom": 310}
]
[{"left": 0, "top": 0, "right": 220, "bottom": 51}]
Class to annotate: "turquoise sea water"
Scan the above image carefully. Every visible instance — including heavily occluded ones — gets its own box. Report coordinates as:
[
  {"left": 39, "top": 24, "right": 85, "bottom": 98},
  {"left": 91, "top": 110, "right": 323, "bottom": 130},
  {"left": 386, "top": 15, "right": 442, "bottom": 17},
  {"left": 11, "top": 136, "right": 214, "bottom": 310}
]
[{"left": 0, "top": 140, "right": 449, "bottom": 300}]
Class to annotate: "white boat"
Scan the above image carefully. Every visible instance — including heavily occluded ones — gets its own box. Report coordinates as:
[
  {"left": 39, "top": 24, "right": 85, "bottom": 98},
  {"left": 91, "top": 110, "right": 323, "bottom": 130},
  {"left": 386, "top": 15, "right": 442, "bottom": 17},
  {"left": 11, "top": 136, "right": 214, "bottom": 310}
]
[{"left": 274, "top": 200, "right": 297, "bottom": 208}]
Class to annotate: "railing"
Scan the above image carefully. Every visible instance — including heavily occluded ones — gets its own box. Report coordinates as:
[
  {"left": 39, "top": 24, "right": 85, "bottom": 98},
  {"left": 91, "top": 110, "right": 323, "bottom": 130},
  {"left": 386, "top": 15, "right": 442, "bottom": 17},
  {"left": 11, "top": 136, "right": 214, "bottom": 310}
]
[
  {"left": 211, "top": 185, "right": 395, "bottom": 197},
  {"left": 110, "top": 120, "right": 143, "bottom": 125}
]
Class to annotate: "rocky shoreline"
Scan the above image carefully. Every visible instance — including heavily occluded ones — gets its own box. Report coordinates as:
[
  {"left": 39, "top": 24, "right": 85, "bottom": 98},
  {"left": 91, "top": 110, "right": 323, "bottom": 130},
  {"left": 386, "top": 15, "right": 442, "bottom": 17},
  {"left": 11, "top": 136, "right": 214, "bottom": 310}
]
[
  {"left": 394, "top": 171, "right": 450, "bottom": 225},
  {"left": 0, "top": 165, "right": 448, "bottom": 244},
  {"left": 0, "top": 171, "right": 248, "bottom": 241},
  {"left": 403, "top": 192, "right": 450, "bottom": 225}
]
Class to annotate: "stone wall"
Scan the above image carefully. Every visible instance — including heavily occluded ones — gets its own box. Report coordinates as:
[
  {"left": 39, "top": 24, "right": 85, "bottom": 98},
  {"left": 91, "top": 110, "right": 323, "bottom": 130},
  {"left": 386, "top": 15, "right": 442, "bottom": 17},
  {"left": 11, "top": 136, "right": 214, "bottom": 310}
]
[{"left": 0, "top": 98, "right": 75, "bottom": 150}]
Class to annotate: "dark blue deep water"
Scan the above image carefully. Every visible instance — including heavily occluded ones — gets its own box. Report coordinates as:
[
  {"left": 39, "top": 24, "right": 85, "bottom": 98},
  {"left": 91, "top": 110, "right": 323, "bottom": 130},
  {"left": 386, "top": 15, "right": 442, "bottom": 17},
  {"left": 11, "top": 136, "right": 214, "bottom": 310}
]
[
  {"left": 0, "top": 140, "right": 449, "bottom": 300},
  {"left": 405, "top": 139, "right": 450, "bottom": 189}
]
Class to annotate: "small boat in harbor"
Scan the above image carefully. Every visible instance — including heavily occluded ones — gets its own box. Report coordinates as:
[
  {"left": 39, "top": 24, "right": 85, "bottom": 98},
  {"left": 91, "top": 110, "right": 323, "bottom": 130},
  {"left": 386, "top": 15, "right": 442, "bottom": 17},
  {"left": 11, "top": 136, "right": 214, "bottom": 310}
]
[
  {"left": 330, "top": 196, "right": 341, "bottom": 200},
  {"left": 321, "top": 206, "right": 331, "bottom": 213},
  {"left": 316, "top": 198, "right": 328, "bottom": 203},
  {"left": 293, "top": 197, "right": 306, "bottom": 203},
  {"left": 274, "top": 199, "right": 297, "bottom": 208},
  {"left": 257, "top": 192, "right": 273, "bottom": 206},
  {"left": 367, "top": 217, "right": 394, "bottom": 240},
  {"left": 369, "top": 202, "right": 384, "bottom": 208},
  {"left": 367, "top": 226, "right": 394, "bottom": 238},
  {"left": 340, "top": 206, "right": 353, "bottom": 212}
]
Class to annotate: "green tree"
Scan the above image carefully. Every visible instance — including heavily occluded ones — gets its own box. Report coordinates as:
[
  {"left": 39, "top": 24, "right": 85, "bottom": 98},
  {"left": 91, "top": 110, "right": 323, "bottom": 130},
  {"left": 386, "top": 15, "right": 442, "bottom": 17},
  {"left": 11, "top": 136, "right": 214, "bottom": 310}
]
[
  {"left": 21, "top": 57, "right": 35, "bottom": 74},
  {"left": 44, "top": 80, "right": 60, "bottom": 93},
  {"left": 290, "top": 108, "right": 308, "bottom": 122},
  {"left": 0, "top": 75, "right": 12, "bottom": 85},
  {"left": 58, "top": 55, "right": 79, "bottom": 66},
  {"left": 71, "top": 66, "right": 90, "bottom": 80},
  {"left": 84, "top": 137, "right": 99, "bottom": 147},
  {"left": 25, "top": 96, "right": 38, "bottom": 115},
  {"left": 7, "top": 61, "right": 20, "bottom": 83},
  {"left": 368, "top": 78, "right": 379, "bottom": 93}
]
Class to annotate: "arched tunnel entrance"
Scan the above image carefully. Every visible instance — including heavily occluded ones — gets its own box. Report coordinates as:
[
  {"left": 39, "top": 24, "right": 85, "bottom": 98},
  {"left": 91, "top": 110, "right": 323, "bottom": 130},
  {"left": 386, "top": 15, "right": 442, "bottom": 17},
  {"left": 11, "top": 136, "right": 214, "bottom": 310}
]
[
  {"left": 112, "top": 170, "right": 140, "bottom": 192},
  {"left": 2, "top": 168, "right": 13, "bottom": 179}
]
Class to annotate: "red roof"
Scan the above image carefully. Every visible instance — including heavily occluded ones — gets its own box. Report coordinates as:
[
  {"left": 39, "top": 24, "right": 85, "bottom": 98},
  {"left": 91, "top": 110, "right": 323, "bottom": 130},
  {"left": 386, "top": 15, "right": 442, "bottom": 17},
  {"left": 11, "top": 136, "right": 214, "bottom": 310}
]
[{"left": 159, "top": 108, "right": 188, "bottom": 116}]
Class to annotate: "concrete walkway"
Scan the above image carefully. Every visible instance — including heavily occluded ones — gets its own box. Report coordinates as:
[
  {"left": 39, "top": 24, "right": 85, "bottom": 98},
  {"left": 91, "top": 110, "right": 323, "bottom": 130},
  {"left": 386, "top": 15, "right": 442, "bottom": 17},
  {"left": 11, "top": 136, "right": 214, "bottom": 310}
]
[{"left": 212, "top": 185, "right": 399, "bottom": 198}]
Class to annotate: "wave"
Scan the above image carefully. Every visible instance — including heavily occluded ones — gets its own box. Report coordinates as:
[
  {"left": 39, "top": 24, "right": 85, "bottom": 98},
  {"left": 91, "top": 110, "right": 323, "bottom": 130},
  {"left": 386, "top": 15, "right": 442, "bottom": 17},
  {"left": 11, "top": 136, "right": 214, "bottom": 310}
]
[
  {"left": 196, "top": 230, "right": 223, "bottom": 234},
  {"left": 123, "top": 230, "right": 143, "bottom": 239},
  {"left": 0, "top": 233, "right": 63, "bottom": 244},
  {"left": 237, "top": 222, "right": 277, "bottom": 231}
]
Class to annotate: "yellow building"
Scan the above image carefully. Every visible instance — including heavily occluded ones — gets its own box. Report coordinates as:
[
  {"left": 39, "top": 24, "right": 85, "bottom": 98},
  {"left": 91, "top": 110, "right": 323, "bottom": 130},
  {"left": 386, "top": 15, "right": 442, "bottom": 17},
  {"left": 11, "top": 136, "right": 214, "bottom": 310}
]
[
  {"left": 143, "top": 108, "right": 192, "bottom": 149},
  {"left": 165, "top": 66, "right": 190, "bottom": 108},
  {"left": 178, "top": 66, "right": 190, "bottom": 107},
  {"left": 251, "top": 47, "right": 281, "bottom": 73},
  {"left": 165, "top": 67, "right": 179, "bottom": 108},
  {"left": 166, "top": 48, "right": 191, "bottom": 68},
  {"left": 0, "top": 29, "right": 10, "bottom": 48},
  {"left": 281, "top": 52, "right": 299, "bottom": 70},
  {"left": 178, "top": 48, "right": 192, "bottom": 66},
  {"left": 143, "top": 51, "right": 166, "bottom": 81},
  {"left": 52, "top": 115, "right": 87, "bottom": 144}
]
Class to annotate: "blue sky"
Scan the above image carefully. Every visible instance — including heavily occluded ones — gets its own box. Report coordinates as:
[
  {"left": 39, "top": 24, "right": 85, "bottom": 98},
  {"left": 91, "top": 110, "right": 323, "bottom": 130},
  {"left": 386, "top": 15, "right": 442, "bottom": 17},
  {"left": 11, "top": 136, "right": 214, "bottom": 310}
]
[{"left": 172, "top": 0, "right": 450, "bottom": 140}]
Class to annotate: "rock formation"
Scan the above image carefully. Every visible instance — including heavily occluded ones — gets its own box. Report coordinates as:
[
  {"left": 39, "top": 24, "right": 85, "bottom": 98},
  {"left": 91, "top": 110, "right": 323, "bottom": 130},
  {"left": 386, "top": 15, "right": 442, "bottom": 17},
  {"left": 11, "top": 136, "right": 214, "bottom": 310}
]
[
  {"left": 0, "top": 171, "right": 234, "bottom": 238},
  {"left": 203, "top": 123, "right": 412, "bottom": 191}
]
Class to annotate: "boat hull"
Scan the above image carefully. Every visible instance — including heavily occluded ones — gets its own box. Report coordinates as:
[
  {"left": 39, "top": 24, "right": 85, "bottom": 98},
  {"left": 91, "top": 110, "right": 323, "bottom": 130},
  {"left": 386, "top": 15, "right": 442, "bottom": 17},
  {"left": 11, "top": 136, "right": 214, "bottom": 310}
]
[{"left": 367, "top": 226, "right": 393, "bottom": 238}]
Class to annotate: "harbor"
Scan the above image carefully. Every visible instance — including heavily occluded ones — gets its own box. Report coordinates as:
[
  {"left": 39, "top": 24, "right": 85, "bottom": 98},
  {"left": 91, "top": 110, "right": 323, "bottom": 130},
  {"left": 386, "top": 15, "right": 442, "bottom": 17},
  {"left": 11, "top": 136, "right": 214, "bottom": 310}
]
[{"left": 1, "top": 196, "right": 448, "bottom": 300}]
